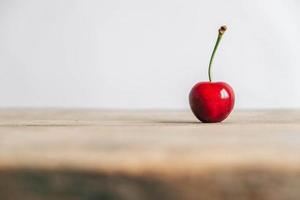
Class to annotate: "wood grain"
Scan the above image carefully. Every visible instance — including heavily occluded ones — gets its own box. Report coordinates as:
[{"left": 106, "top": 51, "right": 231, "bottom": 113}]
[{"left": 1, "top": 109, "right": 300, "bottom": 200}]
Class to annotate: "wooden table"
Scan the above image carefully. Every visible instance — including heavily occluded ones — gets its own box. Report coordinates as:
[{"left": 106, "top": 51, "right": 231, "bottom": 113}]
[{"left": 1, "top": 109, "right": 300, "bottom": 200}]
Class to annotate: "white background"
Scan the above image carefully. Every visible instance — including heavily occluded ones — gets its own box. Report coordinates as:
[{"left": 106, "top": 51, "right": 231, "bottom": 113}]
[{"left": 0, "top": 0, "right": 299, "bottom": 109}]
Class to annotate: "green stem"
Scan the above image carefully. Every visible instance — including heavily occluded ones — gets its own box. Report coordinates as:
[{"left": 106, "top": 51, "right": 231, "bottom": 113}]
[{"left": 208, "top": 26, "right": 226, "bottom": 82}]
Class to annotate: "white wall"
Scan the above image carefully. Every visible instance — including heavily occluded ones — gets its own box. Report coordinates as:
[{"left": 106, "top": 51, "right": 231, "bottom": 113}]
[{"left": 0, "top": 0, "right": 299, "bottom": 109}]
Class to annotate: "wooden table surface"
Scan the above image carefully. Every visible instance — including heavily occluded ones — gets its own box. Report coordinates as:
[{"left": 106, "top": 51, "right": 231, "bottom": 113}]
[{"left": 1, "top": 109, "right": 300, "bottom": 200}]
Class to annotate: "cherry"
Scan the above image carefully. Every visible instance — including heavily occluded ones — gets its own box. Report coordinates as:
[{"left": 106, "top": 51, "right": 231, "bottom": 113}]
[{"left": 189, "top": 25, "right": 235, "bottom": 123}]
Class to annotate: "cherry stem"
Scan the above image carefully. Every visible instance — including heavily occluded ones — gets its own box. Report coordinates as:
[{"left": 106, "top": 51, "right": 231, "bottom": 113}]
[{"left": 208, "top": 25, "right": 227, "bottom": 82}]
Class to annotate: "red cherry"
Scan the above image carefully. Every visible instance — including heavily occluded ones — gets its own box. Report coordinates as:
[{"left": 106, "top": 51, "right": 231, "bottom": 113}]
[
  {"left": 189, "top": 82, "right": 234, "bottom": 123},
  {"left": 189, "top": 25, "right": 235, "bottom": 123}
]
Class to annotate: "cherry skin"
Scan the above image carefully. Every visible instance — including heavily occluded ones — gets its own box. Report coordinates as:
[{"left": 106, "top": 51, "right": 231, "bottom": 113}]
[{"left": 189, "top": 82, "right": 234, "bottom": 123}]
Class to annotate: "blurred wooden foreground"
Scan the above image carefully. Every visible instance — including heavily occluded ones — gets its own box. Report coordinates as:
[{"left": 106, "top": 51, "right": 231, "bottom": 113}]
[{"left": 1, "top": 109, "right": 300, "bottom": 200}]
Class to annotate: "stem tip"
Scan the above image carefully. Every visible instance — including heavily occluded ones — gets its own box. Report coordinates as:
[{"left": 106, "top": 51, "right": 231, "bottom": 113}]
[{"left": 218, "top": 25, "right": 227, "bottom": 35}]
